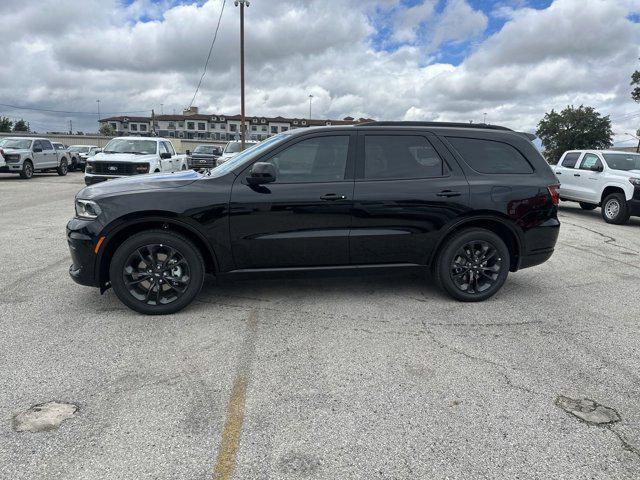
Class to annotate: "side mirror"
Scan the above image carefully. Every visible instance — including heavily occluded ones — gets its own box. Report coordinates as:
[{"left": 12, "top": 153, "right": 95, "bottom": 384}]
[
  {"left": 186, "top": 149, "right": 191, "bottom": 155},
  {"left": 591, "top": 164, "right": 604, "bottom": 172},
  {"left": 33, "top": 147, "right": 43, "bottom": 153},
  {"left": 247, "top": 162, "right": 276, "bottom": 185},
  {"left": 160, "top": 152, "right": 172, "bottom": 159}
]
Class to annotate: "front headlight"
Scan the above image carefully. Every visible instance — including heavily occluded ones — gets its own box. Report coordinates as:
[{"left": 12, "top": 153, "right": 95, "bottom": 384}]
[
  {"left": 75, "top": 199, "right": 102, "bottom": 219},
  {"left": 628, "top": 178, "right": 640, "bottom": 186}
]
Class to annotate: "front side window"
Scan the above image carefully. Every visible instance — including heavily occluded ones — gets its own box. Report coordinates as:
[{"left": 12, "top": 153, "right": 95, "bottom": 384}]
[
  {"left": 265, "top": 135, "right": 349, "bottom": 183},
  {"left": 561, "top": 152, "right": 580, "bottom": 168},
  {"left": 164, "top": 142, "right": 175, "bottom": 156},
  {"left": 447, "top": 137, "right": 533, "bottom": 174},
  {"left": 41, "top": 140, "right": 53, "bottom": 150},
  {"left": 364, "top": 135, "right": 444, "bottom": 180},
  {"left": 579, "top": 153, "right": 602, "bottom": 170}
]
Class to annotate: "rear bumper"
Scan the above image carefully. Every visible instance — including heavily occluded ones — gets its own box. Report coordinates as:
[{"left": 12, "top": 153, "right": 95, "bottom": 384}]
[
  {"left": 629, "top": 189, "right": 640, "bottom": 216},
  {"left": 517, "top": 217, "right": 560, "bottom": 270}
]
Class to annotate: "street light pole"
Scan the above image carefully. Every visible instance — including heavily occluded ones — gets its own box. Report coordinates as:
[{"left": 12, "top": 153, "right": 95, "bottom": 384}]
[
  {"left": 96, "top": 99, "right": 101, "bottom": 131},
  {"left": 235, "top": 0, "right": 250, "bottom": 150},
  {"left": 308, "top": 94, "right": 313, "bottom": 119},
  {"left": 625, "top": 132, "right": 640, "bottom": 153},
  {"left": 483, "top": 112, "right": 487, "bottom": 124}
]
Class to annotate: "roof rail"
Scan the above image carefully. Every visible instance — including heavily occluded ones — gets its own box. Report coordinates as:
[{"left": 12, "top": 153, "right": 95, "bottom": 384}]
[{"left": 358, "top": 121, "right": 513, "bottom": 132}]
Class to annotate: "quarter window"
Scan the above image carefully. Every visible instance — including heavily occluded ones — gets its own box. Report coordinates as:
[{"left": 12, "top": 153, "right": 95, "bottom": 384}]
[
  {"left": 447, "top": 137, "right": 533, "bottom": 174},
  {"left": 265, "top": 136, "right": 349, "bottom": 183},
  {"left": 364, "top": 135, "right": 444, "bottom": 180},
  {"left": 561, "top": 152, "right": 580, "bottom": 168}
]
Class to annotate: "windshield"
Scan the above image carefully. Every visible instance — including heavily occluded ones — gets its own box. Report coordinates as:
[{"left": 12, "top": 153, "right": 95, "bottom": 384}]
[
  {"left": 211, "top": 135, "right": 287, "bottom": 176},
  {"left": 103, "top": 139, "right": 157, "bottom": 155},
  {"left": 194, "top": 145, "right": 215, "bottom": 154},
  {"left": 2, "top": 139, "right": 32, "bottom": 149},
  {"left": 603, "top": 153, "right": 640, "bottom": 171},
  {"left": 68, "top": 146, "right": 90, "bottom": 153}
]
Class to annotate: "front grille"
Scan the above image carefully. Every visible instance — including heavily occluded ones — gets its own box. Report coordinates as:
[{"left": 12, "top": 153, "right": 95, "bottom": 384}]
[
  {"left": 4, "top": 154, "right": 20, "bottom": 162},
  {"left": 90, "top": 162, "right": 137, "bottom": 175}
]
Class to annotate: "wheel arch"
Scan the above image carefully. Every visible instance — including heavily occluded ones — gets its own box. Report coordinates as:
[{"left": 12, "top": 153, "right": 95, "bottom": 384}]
[
  {"left": 429, "top": 215, "right": 523, "bottom": 272},
  {"left": 601, "top": 184, "right": 629, "bottom": 203},
  {"left": 96, "top": 214, "right": 218, "bottom": 288}
]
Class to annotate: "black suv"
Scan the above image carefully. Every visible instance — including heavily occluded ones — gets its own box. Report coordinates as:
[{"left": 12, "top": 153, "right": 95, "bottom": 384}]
[{"left": 67, "top": 122, "right": 560, "bottom": 314}]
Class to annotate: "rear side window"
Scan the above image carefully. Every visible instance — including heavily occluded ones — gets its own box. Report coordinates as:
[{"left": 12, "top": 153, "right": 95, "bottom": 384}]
[
  {"left": 447, "top": 137, "right": 533, "bottom": 174},
  {"left": 41, "top": 140, "right": 53, "bottom": 150},
  {"left": 561, "top": 152, "right": 580, "bottom": 168},
  {"left": 364, "top": 135, "right": 444, "bottom": 180}
]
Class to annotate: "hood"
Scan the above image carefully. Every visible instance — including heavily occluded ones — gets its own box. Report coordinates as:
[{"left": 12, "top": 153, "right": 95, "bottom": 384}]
[
  {"left": 91, "top": 152, "right": 157, "bottom": 163},
  {"left": 78, "top": 169, "right": 201, "bottom": 199},
  {"left": 2, "top": 148, "right": 30, "bottom": 154}
]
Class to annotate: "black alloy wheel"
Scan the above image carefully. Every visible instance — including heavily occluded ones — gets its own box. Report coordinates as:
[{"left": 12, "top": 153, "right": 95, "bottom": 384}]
[
  {"left": 435, "top": 228, "right": 510, "bottom": 302},
  {"left": 110, "top": 230, "right": 205, "bottom": 315}
]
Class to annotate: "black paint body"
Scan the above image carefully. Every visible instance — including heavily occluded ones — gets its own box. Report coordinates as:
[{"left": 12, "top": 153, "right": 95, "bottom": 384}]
[{"left": 67, "top": 125, "right": 560, "bottom": 290}]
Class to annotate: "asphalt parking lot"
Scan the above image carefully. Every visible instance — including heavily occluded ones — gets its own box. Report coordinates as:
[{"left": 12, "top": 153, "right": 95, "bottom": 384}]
[{"left": 1, "top": 172, "right": 640, "bottom": 479}]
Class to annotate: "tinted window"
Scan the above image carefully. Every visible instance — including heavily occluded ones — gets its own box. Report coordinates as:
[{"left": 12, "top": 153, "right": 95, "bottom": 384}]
[
  {"left": 364, "top": 135, "right": 444, "bottom": 180},
  {"left": 561, "top": 152, "right": 580, "bottom": 168},
  {"left": 163, "top": 141, "right": 175, "bottom": 156},
  {"left": 159, "top": 142, "right": 169, "bottom": 155},
  {"left": 602, "top": 153, "right": 640, "bottom": 171},
  {"left": 580, "top": 153, "right": 602, "bottom": 170},
  {"left": 41, "top": 140, "right": 53, "bottom": 150},
  {"left": 266, "top": 136, "right": 349, "bottom": 183},
  {"left": 447, "top": 137, "right": 533, "bottom": 174}
]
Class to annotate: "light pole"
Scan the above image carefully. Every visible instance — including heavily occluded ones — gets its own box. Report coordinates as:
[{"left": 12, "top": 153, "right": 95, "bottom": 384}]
[
  {"left": 483, "top": 112, "right": 487, "bottom": 124},
  {"left": 625, "top": 132, "right": 640, "bottom": 153},
  {"left": 160, "top": 103, "right": 164, "bottom": 115},
  {"left": 308, "top": 94, "right": 313, "bottom": 119},
  {"left": 96, "top": 99, "right": 101, "bottom": 131},
  {"left": 235, "top": 0, "right": 250, "bottom": 150}
]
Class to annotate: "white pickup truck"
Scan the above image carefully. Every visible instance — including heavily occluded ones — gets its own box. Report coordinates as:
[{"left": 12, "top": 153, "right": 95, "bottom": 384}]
[
  {"left": 0, "top": 137, "right": 69, "bottom": 179},
  {"left": 555, "top": 149, "right": 640, "bottom": 224},
  {"left": 84, "top": 137, "right": 187, "bottom": 186}
]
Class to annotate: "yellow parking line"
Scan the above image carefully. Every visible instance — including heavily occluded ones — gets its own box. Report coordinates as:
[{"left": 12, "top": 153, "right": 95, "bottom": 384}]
[{"left": 212, "top": 310, "right": 258, "bottom": 480}]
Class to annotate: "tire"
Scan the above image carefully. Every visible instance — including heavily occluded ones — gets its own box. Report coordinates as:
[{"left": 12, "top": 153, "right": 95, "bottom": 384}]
[
  {"left": 579, "top": 202, "right": 597, "bottom": 211},
  {"left": 19, "top": 160, "right": 34, "bottom": 179},
  {"left": 57, "top": 158, "right": 68, "bottom": 176},
  {"left": 110, "top": 230, "right": 205, "bottom": 315},
  {"left": 70, "top": 157, "right": 78, "bottom": 171},
  {"left": 434, "top": 228, "right": 510, "bottom": 302},
  {"left": 601, "top": 193, "right": 630, "bottom": 225}
]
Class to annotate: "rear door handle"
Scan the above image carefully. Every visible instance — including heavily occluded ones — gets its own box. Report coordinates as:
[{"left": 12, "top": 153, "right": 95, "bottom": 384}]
[
  {"left": 320, "top": 193, "right": 346, "bottom": 201},
  {"left": 555, "top": 171, "right": 562, "bottom": 175},
  {"left": 436, "top": 190, "right": 462, "bottom": 198}
]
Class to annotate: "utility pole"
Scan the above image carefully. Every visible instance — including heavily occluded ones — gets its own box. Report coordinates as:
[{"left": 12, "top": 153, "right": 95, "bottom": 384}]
[
  {"left": 483, "top": 112, "right": 487, "bottom": 124},
  {"left": 151, "top": 109, "right": 156, "bottom": 136},
  {"left": 235, "top": 0, "right": 250, "bottom": 151},
  {"left": 309, "top": 94, "right": 313, "bottom": 119},
  {"left": 96, "top": 99, "right": 101, "bottom": 126},
  {"left": 160, "top": 104, "right": 164, "bottom": 115},
  {"left": 69, "top": 120, "right": 73, "bottom": 134}
]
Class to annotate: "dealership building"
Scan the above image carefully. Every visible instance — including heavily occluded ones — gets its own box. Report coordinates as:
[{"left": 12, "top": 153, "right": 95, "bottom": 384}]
[{"left": 99, "top": 107, "right": 372, "bottom": 141}]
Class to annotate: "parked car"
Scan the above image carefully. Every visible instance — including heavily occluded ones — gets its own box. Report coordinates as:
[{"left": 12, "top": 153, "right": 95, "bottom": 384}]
[
  {"left": 67, "top": 122, "right": 560, "bottom": 314},
  {"left": 555, "top": 150, "right": 640, "bottom": 224},
  {"left": 187, "top": 144, "right": 222, "bottom": 169},
  {"left": 84, "top": 137, "right": 187, "bottom": 185},
  {"left": 52, "top": 142, "right": 70, "bottom": 166},
  {"left": 67, "top": 145, "right": 99, "bottom": 171},
  {"left": 0, "top": 137, "right": 68, "bottom": 179},
  {"left": 216, "top": 140, "right": 259, "bottom": 166}
]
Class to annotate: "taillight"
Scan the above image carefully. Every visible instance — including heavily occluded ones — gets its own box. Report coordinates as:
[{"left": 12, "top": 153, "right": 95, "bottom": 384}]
[{"left": 547, "top": 184, "right": 560, "bottom": 205}]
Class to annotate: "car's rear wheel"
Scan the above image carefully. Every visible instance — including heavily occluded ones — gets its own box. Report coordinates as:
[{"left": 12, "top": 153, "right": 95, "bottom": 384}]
[
  {"left": 19, "top": 160, "right": 34, "bottom": 179},
  {"left": 57, "top": 159, "right": 68, "bottom": 176},
  {"left": 601, "top": 193, "right": 630, "bottom": 225},
  {"left": 579, "top": 202, "right": 597, "bottom": 210},
  {"left": 70, "top": 157, "right": 77, "bottom": 171},
  {"left": 434, "top": 228, "right": 510, "bottom": 302},
  {"left": 110, "top": 230, "right": 205, "bottom": 315}
]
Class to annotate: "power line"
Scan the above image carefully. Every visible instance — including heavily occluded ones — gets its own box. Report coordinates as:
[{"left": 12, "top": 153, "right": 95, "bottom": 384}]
[
  {"left": 0, "top": 102, "right": 150, "bottom": 116},
  {"left": 188, "top": 0, "right": 227, "bottom": 109}
]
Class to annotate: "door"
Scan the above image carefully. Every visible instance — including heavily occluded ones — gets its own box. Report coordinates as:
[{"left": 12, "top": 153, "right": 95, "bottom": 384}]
[
  {"left": 555, "top": 152, "right": 582, "bottom": 199},
  {"left": 159, "top": 142, "right": 173, "bottom": 171},
  {"left": 32, "top": 140, "right": 49, "bottom": 168},
  {"left": 350, "top": 131, "right": 470, "bottom": 265},
  {"left": 576, "top": 153, "right": 605, "bottom": 203},
  {"left": 229, "top": 133, "right": 355, "bottom": 269}
]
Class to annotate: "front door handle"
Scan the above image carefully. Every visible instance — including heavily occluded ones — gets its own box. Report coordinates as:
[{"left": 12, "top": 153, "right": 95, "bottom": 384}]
[
  {"left": 320, "top": 193, "right": 346, "bottom": 201},
  {"left": 574, "top": 173, "right": 581, "bottom": 177},
  {"left": 555, "top": 171, "right": 562, "bottom": 175},
  {"left": 436, "top": 190, "right": 462, "bottom": 198}
]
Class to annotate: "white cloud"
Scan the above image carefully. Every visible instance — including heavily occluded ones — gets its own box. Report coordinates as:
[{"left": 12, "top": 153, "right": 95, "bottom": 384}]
[{"left": 0, "top": 0, "right": 638, "bottom": 145}]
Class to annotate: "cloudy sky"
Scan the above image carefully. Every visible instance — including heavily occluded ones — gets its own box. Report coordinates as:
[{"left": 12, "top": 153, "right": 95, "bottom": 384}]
[{"left": 1, "top": 0, "right": 640, "bottom": 144}]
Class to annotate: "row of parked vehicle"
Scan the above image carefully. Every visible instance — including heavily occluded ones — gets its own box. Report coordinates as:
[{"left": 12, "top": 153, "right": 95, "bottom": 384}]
[{"left": 0, "top": 137, "right": 101, "bottom": 178}]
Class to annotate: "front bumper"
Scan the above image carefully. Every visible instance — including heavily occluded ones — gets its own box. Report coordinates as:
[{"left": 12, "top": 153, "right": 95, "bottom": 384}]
[{"left": 67, "top": 219, "right": 100, "bottom": 287}]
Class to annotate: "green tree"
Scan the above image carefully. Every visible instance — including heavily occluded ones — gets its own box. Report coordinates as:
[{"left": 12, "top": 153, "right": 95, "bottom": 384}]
[
  {"left": 0, "top": 116, "right": 12, "bottom": 132},
  {"left": 536, "top": 105, "right": 613, "bottom": 164},
  {"left": 632, "top": 61, "right": 640, "bottom": 103},
  {"left": 13, "top": 119, "right": 29, "bottom": 132},
  {"left": 99, "top": 123, "right": 116, "bottom": 136}
]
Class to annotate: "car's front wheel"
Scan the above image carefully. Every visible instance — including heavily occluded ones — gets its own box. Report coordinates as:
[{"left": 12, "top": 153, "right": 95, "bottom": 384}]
[
  {"left": 601, "top": 193, "right": 630, "bottom": 225},
  {"left": 434, "top": 228, "right": 510, "bottom": 302},
  {"left": 110, "top": 230, "right": 205, "bottom": 315},
  {"left": 57, "top": 159, "right": 68, "bottom": 176},
  {"left": 19, "top": 160, "right": 34, "bottom": 179}
]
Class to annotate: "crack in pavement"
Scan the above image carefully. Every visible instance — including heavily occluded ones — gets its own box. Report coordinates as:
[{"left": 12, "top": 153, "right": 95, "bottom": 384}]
[
  {"left": 560, "top": 218, "right": 640, "bottom": 255},
  {"left": 0, "top": 256, "right": 70, "bottom": 295},
  {"left": 608, "top": 426, "right": 640, "bottom": 460}
]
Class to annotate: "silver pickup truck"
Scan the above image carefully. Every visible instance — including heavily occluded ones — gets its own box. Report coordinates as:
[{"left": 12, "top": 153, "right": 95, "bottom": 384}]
[{"left": 0, "top": 137, "right": 69, "bottom": 179}]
